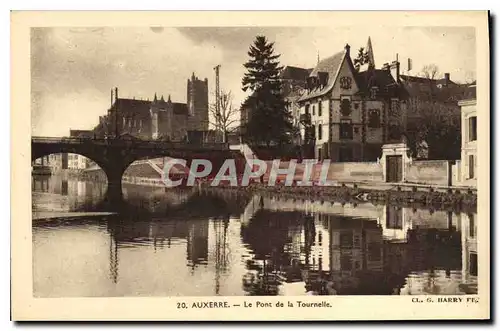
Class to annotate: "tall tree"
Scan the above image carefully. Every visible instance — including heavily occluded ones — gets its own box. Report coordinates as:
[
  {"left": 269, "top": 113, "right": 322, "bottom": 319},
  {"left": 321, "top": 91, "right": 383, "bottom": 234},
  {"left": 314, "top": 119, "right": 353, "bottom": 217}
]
[
  {"left": 241, "top": 35, "right": 293, "bottom": 148},
  {"left": 353, "top": 47, "right": 370, "bottom": 71}
]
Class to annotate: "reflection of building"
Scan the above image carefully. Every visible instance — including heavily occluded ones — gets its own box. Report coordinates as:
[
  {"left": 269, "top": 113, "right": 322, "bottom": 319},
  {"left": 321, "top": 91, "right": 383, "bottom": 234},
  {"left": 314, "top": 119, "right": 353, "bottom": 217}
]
[
  {"left": 187, "top": 220, "right": 209, "bottom": 267},
  {"left": 459, "top": 93, "right": 477, "bottom": 186},
  {"left": 33, "top": 154, "right": 64, "bottom": 173},
  {"left": 381, "top": 205, "right": 411, "bottom": 242},
  {"left": 329, "top": 217, "right": 384, "bottom": 274},
  {"left": 460, "top": 212, "right": 478, "bottom": 284},
  {"left": 67, "top": 153, "right": 89, "bottom": 170},
  {"left": 308, "top": 214, "right": 330, "bottom": 271},
  {"left": 240, "top": 195, "right": 478, "bottom": 295}
]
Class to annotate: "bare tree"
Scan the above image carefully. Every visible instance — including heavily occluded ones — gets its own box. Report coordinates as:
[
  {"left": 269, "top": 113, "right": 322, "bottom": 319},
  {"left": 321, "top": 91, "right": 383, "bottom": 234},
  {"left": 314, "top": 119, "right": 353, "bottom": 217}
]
[
  {"left": 464, "top": 71, "right": 476, "bottom": 85},
  {"left": 209, "top": 90, "right": 239, "bottom": 143},
  {"left": 420, "top": 64, "right": 440, "bottom": 80}
]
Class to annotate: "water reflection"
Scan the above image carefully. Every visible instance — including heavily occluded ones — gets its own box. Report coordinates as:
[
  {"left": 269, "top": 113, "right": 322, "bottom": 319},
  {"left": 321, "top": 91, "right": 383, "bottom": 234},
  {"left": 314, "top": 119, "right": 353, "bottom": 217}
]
[{"left": 32, "top": 176, "right": 478, "bottom": 297}]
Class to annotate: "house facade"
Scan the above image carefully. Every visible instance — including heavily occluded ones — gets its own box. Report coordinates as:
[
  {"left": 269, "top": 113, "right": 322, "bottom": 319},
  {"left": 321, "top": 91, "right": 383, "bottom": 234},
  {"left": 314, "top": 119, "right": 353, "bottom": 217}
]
[
  {"left": 459, "top": 96, "right": 477, "bottom": 186},
  {"left": 296, "top": 42, "right": 406, "bottom": 162}
]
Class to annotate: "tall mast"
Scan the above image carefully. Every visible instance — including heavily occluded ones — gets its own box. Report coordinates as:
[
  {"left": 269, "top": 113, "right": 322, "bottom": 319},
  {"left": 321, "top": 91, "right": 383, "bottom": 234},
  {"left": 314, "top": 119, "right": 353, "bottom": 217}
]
[{"left": 213, "top": 64, "right": 221, "bottom": 130}]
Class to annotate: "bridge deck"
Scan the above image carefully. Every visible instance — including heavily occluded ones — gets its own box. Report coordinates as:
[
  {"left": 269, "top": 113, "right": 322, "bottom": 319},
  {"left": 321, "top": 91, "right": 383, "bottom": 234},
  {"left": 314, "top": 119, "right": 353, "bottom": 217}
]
[{"left": 32, "top": 136, "right": 230, "bottom": 150}]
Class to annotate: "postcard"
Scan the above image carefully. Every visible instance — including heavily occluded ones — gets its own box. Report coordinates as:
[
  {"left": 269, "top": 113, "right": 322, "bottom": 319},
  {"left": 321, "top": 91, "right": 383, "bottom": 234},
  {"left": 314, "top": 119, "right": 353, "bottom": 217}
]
[{"left": 11, "top": 10, "right": 490, "bottom": 321}]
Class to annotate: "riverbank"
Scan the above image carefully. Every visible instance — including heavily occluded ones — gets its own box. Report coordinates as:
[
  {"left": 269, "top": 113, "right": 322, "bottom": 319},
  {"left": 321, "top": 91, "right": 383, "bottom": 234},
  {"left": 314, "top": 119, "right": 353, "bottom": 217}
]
[
  {"left": 33, "top": 211, "right": 116, "bottom": 222},
  {"left": 198, "top": 181, "right": 477, "bottom": 212}
]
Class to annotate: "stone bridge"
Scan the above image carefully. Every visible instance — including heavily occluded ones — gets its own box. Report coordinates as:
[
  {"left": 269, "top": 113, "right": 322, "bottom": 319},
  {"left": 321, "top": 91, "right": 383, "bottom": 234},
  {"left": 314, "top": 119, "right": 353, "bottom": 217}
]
[{"left": 32, "top": 136, "right": 234, "bottom": 206}]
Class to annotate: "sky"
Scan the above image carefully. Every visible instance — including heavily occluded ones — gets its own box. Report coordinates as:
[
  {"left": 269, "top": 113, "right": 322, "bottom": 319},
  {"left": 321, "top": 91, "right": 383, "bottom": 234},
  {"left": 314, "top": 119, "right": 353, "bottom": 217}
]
[{"left": 31, "top": 26, "right": 476, "bottom": 136}]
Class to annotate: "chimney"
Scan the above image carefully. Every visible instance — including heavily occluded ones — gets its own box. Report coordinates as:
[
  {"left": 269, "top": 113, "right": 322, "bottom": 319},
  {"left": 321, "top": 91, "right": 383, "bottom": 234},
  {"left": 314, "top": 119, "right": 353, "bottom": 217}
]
[
  {"left": 390, "top": 61, "right": 400, "bottom": 83},
  {"left": 115, "top": 87, "right": 118, "bottom": 102},
  {"left": 382, "top": 63, "right": 390, "bottom": 71},
  {"left": 110, "top": 89, "right": 113, "bottom": 107},
  {"left": 444, "top": 73, "right": 450, "bottom": 85}
]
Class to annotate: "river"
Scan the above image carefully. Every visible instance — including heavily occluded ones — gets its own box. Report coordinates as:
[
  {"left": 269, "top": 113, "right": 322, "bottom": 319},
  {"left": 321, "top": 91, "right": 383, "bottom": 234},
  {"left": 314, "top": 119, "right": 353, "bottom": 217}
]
[{"left": 32, "top": 174, "right": 478, "bottom": 297}]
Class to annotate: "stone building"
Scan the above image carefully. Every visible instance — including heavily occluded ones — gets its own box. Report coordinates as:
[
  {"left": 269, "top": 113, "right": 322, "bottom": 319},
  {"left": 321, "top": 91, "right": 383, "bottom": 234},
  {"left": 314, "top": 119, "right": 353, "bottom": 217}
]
[
  {"left": 296, "top": 40, "right": 406, "bottom": 162},
  {"left": 459, "top": 85, "right": 477, "bottom": 187},
  {"left": 94, "top": 73, "right": 209, "bottom": 142},
  {"left": 287, "top": 37, "right": 474, "bottom": 162},
  {"left": 280, "top": 66, "right": 313, "bottom": 141}
]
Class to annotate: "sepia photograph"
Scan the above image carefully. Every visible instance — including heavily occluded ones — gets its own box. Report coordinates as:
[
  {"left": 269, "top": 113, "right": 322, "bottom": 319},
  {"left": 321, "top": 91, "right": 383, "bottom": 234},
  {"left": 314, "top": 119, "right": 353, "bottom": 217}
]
[{"left": 11, "top": 10, "right": 490, "bottom": 321}]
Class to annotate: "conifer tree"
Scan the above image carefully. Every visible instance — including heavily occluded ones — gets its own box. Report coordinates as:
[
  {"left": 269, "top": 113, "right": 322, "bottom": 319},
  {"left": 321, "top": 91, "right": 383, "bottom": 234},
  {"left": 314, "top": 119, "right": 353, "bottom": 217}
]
[{"left": 241, "top": 36, "right": 293, "bottom": 148}]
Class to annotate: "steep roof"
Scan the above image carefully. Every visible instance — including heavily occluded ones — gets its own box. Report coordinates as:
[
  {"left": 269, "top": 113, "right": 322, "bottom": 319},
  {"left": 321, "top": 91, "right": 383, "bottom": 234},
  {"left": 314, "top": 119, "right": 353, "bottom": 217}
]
[
  {"left": 113, "top": 98, "right": 151, "bottom": 116},
  {"left": 280, "top": 66, "right": 313, "bottom": 81},
  {"left": 298, "top": 50, "right": 346, "bottom": 101},
  {"left": 309, "top": 51, "right": 344, "bottom": 78},
  {"left": 114, "top": 98, "right": 188, "bottom": 116},
  {"left": 400, "top": 74, "right": 457, "bottom": 87},
  {"left": 356, "top": 69, "right": 396, "bottom": 91},
  {"left": 400, "top": 75, "right": 474, "bottom": 103},
  {"left": 355, "top": 69, "right": 405, "bottom": 98}
]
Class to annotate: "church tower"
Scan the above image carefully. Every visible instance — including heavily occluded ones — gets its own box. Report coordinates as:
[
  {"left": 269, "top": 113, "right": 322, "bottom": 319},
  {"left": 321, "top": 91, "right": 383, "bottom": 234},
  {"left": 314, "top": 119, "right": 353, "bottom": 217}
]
[{"left": 187, "top": 72, "right": 209, "bottom": 131}]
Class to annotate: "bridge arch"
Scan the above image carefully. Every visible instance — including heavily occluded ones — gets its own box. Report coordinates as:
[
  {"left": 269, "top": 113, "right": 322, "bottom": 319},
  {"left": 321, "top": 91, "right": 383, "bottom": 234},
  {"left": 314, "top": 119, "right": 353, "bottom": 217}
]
[
  {"left": 32, "top": 137, "right": 236, "bottom": 209},
  {"left": 32, "top": 152, "right": 110, "bottom": 211}
]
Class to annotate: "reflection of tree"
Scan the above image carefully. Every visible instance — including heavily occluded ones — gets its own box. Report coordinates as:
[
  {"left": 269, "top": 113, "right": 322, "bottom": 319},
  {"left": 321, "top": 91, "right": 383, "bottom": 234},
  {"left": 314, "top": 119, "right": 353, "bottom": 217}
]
[
  {"left": 240, "top": 210, "right": 303, "bottom": 295},
  {"left": 109, "top": 231, "right": 118, "bottom": 284},
  {"left": 213, "top": 217, "right": 230, "bottom": 295},
  {"left": 303, "top": 214, "right": 316, "bottom": 268}
]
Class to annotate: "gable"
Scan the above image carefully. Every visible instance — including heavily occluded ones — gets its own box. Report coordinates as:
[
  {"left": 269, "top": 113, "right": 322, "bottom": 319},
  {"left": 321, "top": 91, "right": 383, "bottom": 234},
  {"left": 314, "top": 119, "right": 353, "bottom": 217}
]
[{"left": 331, "top": 55, "right": 359, "bottom": 98}]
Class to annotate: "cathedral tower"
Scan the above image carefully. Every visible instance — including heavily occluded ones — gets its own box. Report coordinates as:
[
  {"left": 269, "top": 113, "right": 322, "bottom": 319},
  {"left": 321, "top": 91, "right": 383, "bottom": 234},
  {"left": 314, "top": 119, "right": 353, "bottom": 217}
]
[{"left": 187, "top": 72, "right": 209, "bottom": 131}]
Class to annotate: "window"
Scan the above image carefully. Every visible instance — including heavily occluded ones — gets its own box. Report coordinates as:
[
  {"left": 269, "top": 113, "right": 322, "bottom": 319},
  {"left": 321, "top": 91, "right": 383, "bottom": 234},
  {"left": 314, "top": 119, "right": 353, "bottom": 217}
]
[
  {"left": 305, "top": 104, "right": 310, "bottom": 115},
  {"left": 340, "top": 98, "right": 351, "bottom": 116},
  {"left": 386, "top": 206, "right": 403, "bottom": 229},
  {"left": 469, "top": 116, "right": 477, "bottom": 141},
  {"left": 312, "top": 105, "right": 315, "bottom": 116},
  {"left": 470, "top": 253, "right": 478, "bottom": 276},
  {"left": 388, "top": 124, "right": 401, "bottom": 141},
  {"left": 469, "top": 154, "right": 475, "bottom": 179},
  {"left": 368, "top": 109, "right": 381, "bottom": 128},
  {"left": 340, "top": 231, "right": 353, "bottom": 248},
  {"left": 340, "top": 119, "right": 353, "bottom": 140},
  {"left": 469, "top": 213, "right": 476, "bottom": 238},
  {"left": 318, "top": 124, "right": 323, "bottom": 140},
  {"left": 370, "top": 87, "right": 378, "bottom": 99},
  {"left": 318, "top": 101, "right": 322, "bottom": 117},
  {"left": 390, "top": 99, "right": 400, "bottom": 116}
]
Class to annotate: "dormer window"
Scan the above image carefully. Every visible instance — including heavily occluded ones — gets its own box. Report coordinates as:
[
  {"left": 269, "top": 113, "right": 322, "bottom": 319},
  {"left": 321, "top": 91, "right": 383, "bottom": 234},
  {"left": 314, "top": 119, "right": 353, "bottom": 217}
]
[
  {"left": 370, "top": 87, "right": 379, "bottom": 99},
  {"left": 318, "top": 72, "right": 329, "bottom": 88}
]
